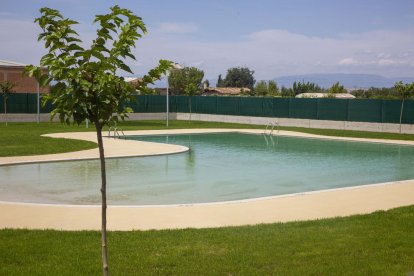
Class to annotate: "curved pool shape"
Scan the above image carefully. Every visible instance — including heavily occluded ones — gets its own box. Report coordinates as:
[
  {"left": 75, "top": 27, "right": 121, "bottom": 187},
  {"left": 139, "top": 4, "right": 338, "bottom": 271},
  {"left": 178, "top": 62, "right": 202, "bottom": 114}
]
[{"left": 1, "top": 132, "right": 414, "bottom": 205}]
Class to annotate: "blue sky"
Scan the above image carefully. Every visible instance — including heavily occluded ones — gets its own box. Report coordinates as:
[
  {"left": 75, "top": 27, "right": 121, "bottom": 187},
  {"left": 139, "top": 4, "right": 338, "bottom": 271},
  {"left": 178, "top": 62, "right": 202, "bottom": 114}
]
[{"left": 1, "top": 0, "right": 414, "bottom": 80}]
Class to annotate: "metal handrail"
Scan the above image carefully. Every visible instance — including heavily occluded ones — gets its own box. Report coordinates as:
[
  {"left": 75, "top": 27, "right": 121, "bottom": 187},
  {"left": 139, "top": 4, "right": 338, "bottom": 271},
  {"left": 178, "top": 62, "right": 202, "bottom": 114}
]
[
  {"left": 118, "top": 128, "right": 125, "bottom": 139},
  {"left": 264, "top": 121, "right": 279, "bottom": 135},
  {"left": 108, "top": 126, "right": 116, "bottom": 137},
  {"left": 264, "top": 122, "right": 271, "bottom": 135},
  {"left": 107, "top": 126, "right": 125, "bottom": 139}
]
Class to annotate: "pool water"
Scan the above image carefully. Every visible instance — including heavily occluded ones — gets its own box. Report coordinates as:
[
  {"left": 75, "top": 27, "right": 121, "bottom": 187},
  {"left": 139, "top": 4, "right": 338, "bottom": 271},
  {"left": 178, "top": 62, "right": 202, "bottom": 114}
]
[{"left": 1, "top": 132, "right": 414, "bottom": 205}]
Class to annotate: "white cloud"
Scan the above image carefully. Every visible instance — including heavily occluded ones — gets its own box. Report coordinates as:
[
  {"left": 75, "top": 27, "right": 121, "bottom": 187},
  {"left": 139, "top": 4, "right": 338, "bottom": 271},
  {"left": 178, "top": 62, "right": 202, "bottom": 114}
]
[
  {"left": 156, "top": 22, "right": 198, "bottom": 34},
  {"left": 377, "top": 59, "right": 397, "bottom": 65},
  {"left": 376, "top": 52, "right": 391, "bottom": 59},
  {"left": 339, "top": 58, "right": 359, "bottom": 65}
]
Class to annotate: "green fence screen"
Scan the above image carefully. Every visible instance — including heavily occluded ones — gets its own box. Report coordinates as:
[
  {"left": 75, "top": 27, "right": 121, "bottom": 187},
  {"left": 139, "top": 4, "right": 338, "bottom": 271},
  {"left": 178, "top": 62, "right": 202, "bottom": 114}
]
[{"left": 2, "top": 94, "right": 414, "bottom": 124}]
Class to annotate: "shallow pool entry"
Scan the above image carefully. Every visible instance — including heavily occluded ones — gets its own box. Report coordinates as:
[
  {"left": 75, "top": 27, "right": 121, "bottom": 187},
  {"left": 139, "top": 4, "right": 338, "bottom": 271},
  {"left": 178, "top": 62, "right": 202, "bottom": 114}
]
[{"left": 1, "top": 132, "right": 414, "bottom": 205}]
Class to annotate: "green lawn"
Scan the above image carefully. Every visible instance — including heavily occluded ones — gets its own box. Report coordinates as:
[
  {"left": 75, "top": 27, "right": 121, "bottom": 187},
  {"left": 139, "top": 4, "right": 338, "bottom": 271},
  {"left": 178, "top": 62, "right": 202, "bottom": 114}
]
[
  {"left": 1, "top": 206, "right": 413, "bottom": 275},
  {"left": 1, "top": 120, "right": 414, "bottom": 274}
]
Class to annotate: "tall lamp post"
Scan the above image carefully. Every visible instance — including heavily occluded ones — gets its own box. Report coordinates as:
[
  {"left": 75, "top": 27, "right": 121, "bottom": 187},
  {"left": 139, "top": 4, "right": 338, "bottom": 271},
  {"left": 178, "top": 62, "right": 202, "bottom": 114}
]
[{"left": 166, "top": 62, "right": 183, "bottom": 127}]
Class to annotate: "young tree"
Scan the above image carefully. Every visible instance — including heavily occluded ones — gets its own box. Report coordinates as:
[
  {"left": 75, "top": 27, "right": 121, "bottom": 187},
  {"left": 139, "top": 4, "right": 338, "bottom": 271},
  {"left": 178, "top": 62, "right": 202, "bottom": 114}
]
[
  {"left": 223, "top": 67, "right": 255, "bottom": 89},
  {"left": 184, "top": 83, "right": 199, "bottom": 122},
  {"left": 168, "top": 67, "right": 203, "bottom": 121},
  {"left": 0, "top": 81, "right": 15, "bottom": 126},
  {"left": 255, "top": 80, "right": 268, "bottom": 97},
  {"left": 394, "top": 81, "right": 414, "bottom": 133},
  {"left": 25, "top": 6, "right": 172, "bottom": 275}
]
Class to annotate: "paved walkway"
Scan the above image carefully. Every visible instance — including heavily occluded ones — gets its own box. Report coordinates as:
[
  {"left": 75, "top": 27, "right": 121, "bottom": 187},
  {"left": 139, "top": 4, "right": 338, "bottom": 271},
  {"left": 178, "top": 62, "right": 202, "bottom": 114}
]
[{"left": 1, "top": 128, "right": 414, "bottom": 230}]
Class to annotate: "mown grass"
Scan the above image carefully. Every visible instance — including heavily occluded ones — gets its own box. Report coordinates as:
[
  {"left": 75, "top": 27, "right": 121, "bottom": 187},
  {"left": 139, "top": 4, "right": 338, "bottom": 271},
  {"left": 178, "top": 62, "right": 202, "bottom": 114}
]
[
  {"left": 1, "top": 206, "right": 413, "bottom": 275},
  {"left": 2, "top": 119, "right": 414, "bottom": 157},
  {"left": 0, "top": 123, "right": 97, "bottom": 157}
]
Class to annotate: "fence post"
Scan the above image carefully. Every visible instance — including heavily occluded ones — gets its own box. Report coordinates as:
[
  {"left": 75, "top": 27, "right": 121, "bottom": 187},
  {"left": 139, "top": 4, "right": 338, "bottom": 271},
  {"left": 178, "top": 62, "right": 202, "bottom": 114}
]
[
  {"left": 346, "top": 99, "right": 350, "bottom": 121},
  {"left": 288, "top": 98, "right": 292, "bottom": 118},
  {"left": 26, "top": 93, "right": 30, "bottom": 113},
  {"left": 316, "top": 99, "right": 320, "bottom": 120}
]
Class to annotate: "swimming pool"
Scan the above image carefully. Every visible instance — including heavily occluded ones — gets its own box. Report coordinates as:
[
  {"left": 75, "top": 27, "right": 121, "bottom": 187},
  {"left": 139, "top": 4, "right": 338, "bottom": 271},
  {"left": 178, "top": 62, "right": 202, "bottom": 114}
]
[{"left": 1, "top": 132, "right": 414, "bottom": 205}]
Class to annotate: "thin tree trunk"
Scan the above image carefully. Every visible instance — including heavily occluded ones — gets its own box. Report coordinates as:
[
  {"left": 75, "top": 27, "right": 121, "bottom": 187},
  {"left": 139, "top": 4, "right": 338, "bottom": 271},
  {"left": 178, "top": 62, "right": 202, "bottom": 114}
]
[
  {"left": 95, "top": 120, "right": 109, "bottom": 276},
  {"left": 189, "top": 96, "right": 192, "bottom": 123},
  {"left": 399, "top": 98, "right": 404, "bottom": 134},
  {"left": 4, "top": 99, "right": 7, "bottom": 126}
]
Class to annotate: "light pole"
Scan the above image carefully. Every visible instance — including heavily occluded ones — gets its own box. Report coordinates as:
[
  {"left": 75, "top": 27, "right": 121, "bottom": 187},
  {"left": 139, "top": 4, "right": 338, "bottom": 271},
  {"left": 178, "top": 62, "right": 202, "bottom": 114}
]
[{"left": 166, "top": 62, "right": 183, "bottom": 127}]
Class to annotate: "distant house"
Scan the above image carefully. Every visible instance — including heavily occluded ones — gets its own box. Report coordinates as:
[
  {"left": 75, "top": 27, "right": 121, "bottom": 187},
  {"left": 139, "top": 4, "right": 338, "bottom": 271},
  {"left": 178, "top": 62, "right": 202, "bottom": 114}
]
[
  {"left": 124, "top": 77, "right": 141, "bottom": 86},
  {"left": 124, "top": 77, "right": 141, "bottom": 90},
  {"left": 0, "top": 60, "right": 49, "bottom": 93},
  {"left": 124, "top": 77, "right": 168, "bottom": 95},
  {"left": 295, "top": 93, "right": 355, "bottom": 99},
  {"left": 202, "top": 86, "right": 251, "bottom": 96},
  {"left": 153, "top": 88, "right": 167, "bottom": 95}
]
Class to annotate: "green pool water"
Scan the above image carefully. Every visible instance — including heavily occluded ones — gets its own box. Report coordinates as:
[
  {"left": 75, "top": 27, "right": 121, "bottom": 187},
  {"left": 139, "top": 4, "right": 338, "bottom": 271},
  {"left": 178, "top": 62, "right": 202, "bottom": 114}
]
[{"left": 1, "top": 132, "right": 414, "bottom": 205}]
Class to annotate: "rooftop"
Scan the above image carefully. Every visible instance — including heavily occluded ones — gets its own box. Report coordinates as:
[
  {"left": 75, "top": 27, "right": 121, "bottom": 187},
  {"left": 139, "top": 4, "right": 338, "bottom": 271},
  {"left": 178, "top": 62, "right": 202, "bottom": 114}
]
[
  {"left": 204, "top": 87, "right": 250, "bottom": 95},
  {"left": 295, "top": 93, "right": 356, "bottom": 99},
  {"left": 0, "top": 59, "right": 28, "bottom": 67}
]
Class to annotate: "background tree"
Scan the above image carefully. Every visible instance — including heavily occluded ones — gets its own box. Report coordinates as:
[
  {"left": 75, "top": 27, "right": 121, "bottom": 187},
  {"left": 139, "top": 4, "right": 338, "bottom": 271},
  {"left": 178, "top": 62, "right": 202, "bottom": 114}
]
[
  {"left": 216, "top": 74, "right": 223, "bottom": 87},
  {"left": 0, "top": 81, "right": 15, "bottom": 126},
  {"left": 394, "top": 81, "right": 414, "bottom": 133},
  {"left": 292, "top": 80, "right": 322, "bottom": 96},
  {"left": 25, "top": 6, "right": 172, "bottom": 275},
  {"left": 168, "top": 67, "right": 204, "bottom": 95},
  {"left": 328, "top": 82, "right": 347, "bottom": 94},
  {"left": 281, "top": 86, "right": 294, "bottom": 97},
  {"left": 351, "top": 87, "right": 399, "bottom": 99},
  {"left": 168, "top": 68, "right": 185, "bottom": 95},
  {"left": 268, "top": 80, "right": 279, "bottom": 97},
  {"left": 255, "top": 80, "right": 268, "bottom": 97},
  {"left": 223, "top": 67, "right": 255, "bottom": 89}
]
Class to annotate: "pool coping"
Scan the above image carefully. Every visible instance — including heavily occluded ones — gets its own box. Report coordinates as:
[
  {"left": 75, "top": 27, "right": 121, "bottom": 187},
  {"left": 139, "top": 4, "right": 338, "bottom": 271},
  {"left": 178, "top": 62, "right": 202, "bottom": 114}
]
[{"left": 1, "top": 128, "right": 414, "bottom": 230}]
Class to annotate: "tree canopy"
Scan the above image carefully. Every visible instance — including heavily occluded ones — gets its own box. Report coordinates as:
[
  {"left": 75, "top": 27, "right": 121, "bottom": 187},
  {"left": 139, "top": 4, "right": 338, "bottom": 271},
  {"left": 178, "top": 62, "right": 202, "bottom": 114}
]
[
  {"left": 25, "top": 6, "right": 171, "bottom": 127},
  {"left": 394, "top": 81, "right": 414, "bottom": 99},
  {"left": 268, "top": 80, "right": 279, "bottom": 96},
  {"left": 168, "top": 67, "right": 204, "bottom": 95},
  {"left": 255, "top": 81, "right": 268, "bottom": 96},
  {"left": 254, "top": 80, "right": 280, "bottom": 97},
  {"left": 328, "top": 82, "right": 347, "bottom": 94},
  {"left": 292, "top": 81, "right": 321, "bottom": 96},
  {"left": 222, "top": 67, "right": 255, "bottom": 89}
]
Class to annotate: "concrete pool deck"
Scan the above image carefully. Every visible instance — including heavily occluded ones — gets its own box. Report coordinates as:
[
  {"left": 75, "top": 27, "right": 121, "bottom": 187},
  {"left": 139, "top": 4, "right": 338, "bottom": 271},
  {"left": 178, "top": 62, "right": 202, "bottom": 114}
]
[{"left": 1, "top": 128, "right": 414, "bottom": 230}]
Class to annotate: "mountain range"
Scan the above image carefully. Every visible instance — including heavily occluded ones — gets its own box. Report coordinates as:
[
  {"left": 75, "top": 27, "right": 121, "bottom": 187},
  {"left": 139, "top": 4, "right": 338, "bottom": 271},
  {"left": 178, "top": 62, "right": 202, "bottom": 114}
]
[{"left": 272, "top": 74, "right": 414, "bottom": 89}]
